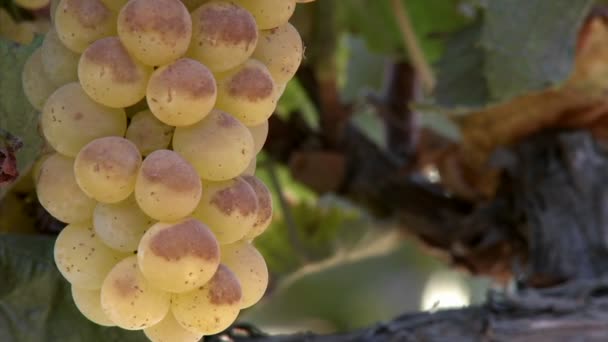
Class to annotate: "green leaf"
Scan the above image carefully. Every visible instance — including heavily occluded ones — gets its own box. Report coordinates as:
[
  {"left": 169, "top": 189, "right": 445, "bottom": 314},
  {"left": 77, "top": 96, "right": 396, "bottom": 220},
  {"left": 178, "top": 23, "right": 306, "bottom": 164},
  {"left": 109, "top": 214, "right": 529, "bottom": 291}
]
[{"left": 0, "top": 233, "right": 147, "bottom": 342}]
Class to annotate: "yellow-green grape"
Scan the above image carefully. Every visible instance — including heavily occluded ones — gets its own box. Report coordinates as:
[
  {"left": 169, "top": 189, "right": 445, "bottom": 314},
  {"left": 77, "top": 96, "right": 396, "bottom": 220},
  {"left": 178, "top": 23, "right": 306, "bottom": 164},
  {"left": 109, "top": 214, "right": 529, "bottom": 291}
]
[
  {"left": 221, "top": 241, "right": 268, "bottom": 308},
  {"left": 54, "top": 0, "right": 116, "bottom": 53},
  {"left": 247, "top": 120, "right": 268, "bottom": 154},
  {"left": 37, "top": 154, "right": 96, "bottom": 223},
  {"left": 54, "top": 223, "right": 127, "bottom": 289},
  {"left": 135, "top": 150, "right": 202, "bottom": 221},
  {"left": 173, "top": 110, "right": 254, "bottom": 181},
  {"left": 32, "top": 153, "right": 52, "bottom": 184},
  {"left": 14, "top": 0, "right": 49, "bottom": 10},
  {"left": 71, "top": 287, "right": 115, "bottom": 326},
  {"left": 253, "top": 23, "right": 303, "bottom": 84},
  {"left": 50, "top": 0, "right": 60, "bottom": 22},
  {"left": 241, "top": 157, "right": 256, "bottom": 176},
  {"left": 22, "top": 49, "right": 57, "bottom": 111},
  {"left": 189, "top": 1, "right": 258, "bottom": 72},
  {"left": 41, "top": 83, "right": 127, "bottom": 157},
  {"left": 101, "top": 256, "right": 171, "bottom": 330},
  {"left": 275, "top": 82, "right": 287, "bottom": 98},
  {"left": 117, "top": 0, "right": 191, "bottom": 66},
  {"left": 171, "top": 264, "right": 242, "bottom": 335},
  {"left": 125, "top": 110, "right": 174, "bottom": 156},
  {"left": 232, "top": 0, "right": 295, "bottom": 30},
  {"left": 191, "top": 177, "right": 258, "bottom": 244},
  {"left": 215, "top": 59, "right": 277, "bottom": 126},
  {"left": 100, "top": 0, "right": 127, "bottom": 11},
  {"left": 146, "top": 58, "right": 216, "bottom": 126},
  {"left": 79, "top": 37, "right": 152, "bottom": 108},
  {"left": 40, "top": 29, "right": 80, "bottom": 86},
  {"left": 74, "top": 137, "right": 141, "bottom": 203},
  {"left": 241, "top": 175, "right": 272, "bottom": 240},
  {"left": 144, "top": 311, "right": 203, "bottom": 342},
  {"left": 137, "top": 218, "right": 220, "bottom": 293}
]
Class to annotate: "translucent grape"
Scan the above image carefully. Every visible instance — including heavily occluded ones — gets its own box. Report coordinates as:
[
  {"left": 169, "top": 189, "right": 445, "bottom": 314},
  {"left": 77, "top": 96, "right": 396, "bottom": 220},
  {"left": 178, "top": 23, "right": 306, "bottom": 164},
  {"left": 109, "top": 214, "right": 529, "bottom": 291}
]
[
  {"left": 14, "top": 0, "right": 50, "bottom": 10},
  {"left": 232, "top": 0, "right": 295, "bottom": 30},
  {"left": 79, "top": 37, "right": 152, "bottom": 108},
  {"left": 54, "top": 222, "right": 127, "bottom": 289},
  {"left": 54, "top": 0, "right": 116, "bottom": 53},
  {"left": 74, "top": 137, "right": 142, "bottom": 203},
  {"left": 215, "top": 59, "right": 277, "bottom": 126},
  {"left": 125, "top": 110, "right": 174, "bottom": 156},
  {"left": 40, "top": 28, "right": 80, "bottom": 86},
  {"left": 189, "top": 1, "right": 258, "bottom": 72},
  {"left": 99, "top": 0, "right": 127, "bottom": 11},
  {"left": 41, "top": 83, "right": 127, "bottom": 157},
  {"left": 171, "top": 264, "right": 242, "bottom": 335},
  {"left": 135, "top": 150, "right": 202, "bottom": 221},
  {"left": 117, "top": 0, "right": 192, "bottom": 66},
  {"left": 36, "top": 153, "right": 96, "bottom": 223},
  {"left": 146, "top": 58, "right": 216, "bottom": 126},
  {"left": 22, "top": 49, "right": 56, "bottom": 111},
  {"left": 173, "top": 109, "right": 254, "bottom": 181},
  {"left": 241, "top": 175, "right": 272, "bottom": 240},
  {"left": 137, "top": 218, "right": 220, "bottom": 293},
  {"left": 101, "top": 256, "right": 171, "bottom": 330},
  {"left": 71, "top": 286, "right": 115, "bottom": 326},
  {"left": 144, "top": 311, "right": 203, "bottom": 342},
  {"left": 221, "top": 241, "right": 268, "bottom": 308},
  {"left": 247, "top": 120, "right": 268, "bottom": 154},
  {"left": 253, "top": 23, "right": 303, "bottom": 84},
  {"left": 241, "top": 157, "right": 256, "bottom": 176},
  {"left": 191, "top": 177, "right": 258, "bottom": 244}
]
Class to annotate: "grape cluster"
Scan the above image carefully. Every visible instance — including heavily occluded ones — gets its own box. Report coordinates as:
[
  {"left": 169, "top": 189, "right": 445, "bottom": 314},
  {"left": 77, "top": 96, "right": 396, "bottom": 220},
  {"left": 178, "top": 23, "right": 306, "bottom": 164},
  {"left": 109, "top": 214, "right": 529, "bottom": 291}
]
[{"left": 24, "top": 0, "right": 309, "bottom": 340}]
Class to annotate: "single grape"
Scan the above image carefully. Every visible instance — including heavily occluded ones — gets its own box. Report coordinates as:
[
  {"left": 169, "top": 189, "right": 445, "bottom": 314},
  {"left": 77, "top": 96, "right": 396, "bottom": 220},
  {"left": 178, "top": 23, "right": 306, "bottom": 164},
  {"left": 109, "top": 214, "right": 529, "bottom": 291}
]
[
  {"left": 14, "top": 0, "right": 50, "bottom": 10},
  {"left": 71, "top": 286, "right": 115, "bottom": 326},
  {"left": 41, "top": 82, "right": 127, "bottom": 157},
  {"left": 54, "top": 222, "right": 127, "bottom": 289},
  {"left": 54, "top": 0, "right": 116, "bottom": 53},
  {"left": 101, "top": 256, "right": 171, "bottom": 330},
  {"left": 99, "top": 0, "right": 127, "bottom": 11},
  {"left": 74, "top": 137, "right": 142, "bottom": 203},
  {"left": 40, "top": 28, "right": 80, "bottom": 86},
  {"left": 22, "top": 49, "right": 57, "bottom": 111},
  {"left": 189, "top": 1, "right": 258, "bottom": 72},
  {"left": 50, "top": 0, "right": 59, "bottom": 22},
  {"left": 36, "top": 153, "right": 96, "bottom": 223},
  {"left": 221, "top": 241, "right": 268, "bottom": 308},
  {"left": 144, "top": 311, "right": 203, "bottom": 342},
  {"left": 275, "top": 82, "right": 287, "bottom": 98},
  {"left": 247, "top": 120, "right": 268, "bottom": 154},
  {"left": 125, "top": 110, "right": 174, "bottom": 156},
  {"left": 135, "top": 150, "right": 202, "bottom": 221},
  {"left": 79, "top": 37, "right": 152, "bottom": 108},
  {"left": 146, "top": 58, "right": 216, "bottom": 126},
  {"left": 137, "top": 218, "right": 220, "bottom": 293},
  {"left": 241, "top": 175, "right": 272, "bottom": 240},
  {"left": 173, "top": 109, "right": 254, "bottom": 181},
  {"left": 215, "top": 59, "right": 277, "bottom": 126},
  {"left": 241, "top": 157, "right": 256, "bottom": 176},
  {"left": 253, "top": 23, "right": 303, "bottom": 84},
  {"left": 231, "top": 0, "right": 295, "bottom": 30},
  {"left": 171, "top": 264, "right": 242, "bottom": 335},
  {"left": 117, "top": 0, "right": 192, "bottom": 66},
  {"left": 32, "top": 153, "right": 52, "bottom": 184},
  {"left": 191, "top": 177, "right": 258, "bottom": 244}
]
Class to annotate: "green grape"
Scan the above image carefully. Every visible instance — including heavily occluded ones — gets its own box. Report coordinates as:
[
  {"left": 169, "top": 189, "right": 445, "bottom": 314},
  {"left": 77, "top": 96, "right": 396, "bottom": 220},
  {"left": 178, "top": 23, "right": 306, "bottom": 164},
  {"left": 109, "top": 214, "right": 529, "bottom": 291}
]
[
  {"left": 32, "top": 153, "right": 52, "bottom": 184},
  {"left": 232, "top": 0, "right": 295, "bottom": 30},
  {"left": 22, "top": 49, "right": 57, "bottom": 111},
  {"left": 144, "top": 311, "right": 203, "bottom": 342},
  {"left": 41, "top": 82, "right": 127, "bottom": 157},
  {"left": 79, "top": 37, "right": 152, "bottom": 108},
  {"left": 173, "top": 109, "right": 254, "bottom": 181},
  {"left": 40, "top": 28, "right": 80, "bottom": 86},
  {"left": 189, "top": 1, "right": 258, "bottom": 72},
  {"left": 50, "top": 0, "right": 59, "bottom": 22},
  {"left": 36, "top": 153, "right": 96, "bottom": 223},
  {"left": 74, "top": 137, "right": 142, "bottom": 203},
  {"left": 247, "top": 120, "right": 268, "bottom": 154},
  {"left": 191, "top": 177, "right": 258, "bottom": 244},
  {"left": 125, "top": 110, "right": 174, "bottom": 156},
  {"left": 137, "top": 218, "right": 220, "bottom": 293},
  {"left": 117, "top": 0, "right": 191, "bottom": 66},
  {"left": 241, "top": 157, "right": 256, "bottom": 176},
  {"left": 54, "top": 0, "right": 116, "bottom": 53},
  {"left": 252, "top": 23, "right": 303, "bottom": 84},
  {"left": 71, "top": 286, "right": 115, "bottom": 326},
  {"left": 100, "top": 0, "right": 127, "bottom": 11},
  {"left": 14, "top": 0, "right": 49, "bottom": 10},
  {"left": 221, "top": 241, "right": 268, "bottom": 308},
  {"left": 54, "top": 222, "right": 127, "bottom": 289},
  {"left": 135, "top": 150, "right": 202, "bottom": 221},
  {"left": 146, "top": 58, "right": 216, "bottom": 126},
  {"left": 241, "top": 175, "right": 272, "bottom": 240},
  {"left": 101, "top": 256, "right": 171, "bottom": 330},
  {"left": 171, "top": 264, "right": 242, "bottom": 335},
  {"left": 215, "top": 59, "right": 277, "bottom": 126},
  {"left": 275, "top": 82, "right": 287, "bottom": 98}
]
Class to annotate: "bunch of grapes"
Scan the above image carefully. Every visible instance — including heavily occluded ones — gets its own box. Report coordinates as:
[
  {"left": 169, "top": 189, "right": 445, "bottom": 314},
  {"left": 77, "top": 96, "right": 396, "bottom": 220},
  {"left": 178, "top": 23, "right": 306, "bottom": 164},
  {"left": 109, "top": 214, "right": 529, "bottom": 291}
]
[{"left": 23, "top": 0, "right": 310, "bottom": 340}]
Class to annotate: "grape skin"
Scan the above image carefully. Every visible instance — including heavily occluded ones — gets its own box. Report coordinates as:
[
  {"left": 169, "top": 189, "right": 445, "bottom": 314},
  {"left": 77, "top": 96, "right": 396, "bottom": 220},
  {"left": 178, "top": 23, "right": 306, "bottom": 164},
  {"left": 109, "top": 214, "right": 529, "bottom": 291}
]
[
  {"left": 247, "top": 120, "right": 269, "bottom": 154},
  {"left": 14, "top": 0, "right": 50, "bottom": 10},
  {"left": 241, "top": 157, "right": 256, "bottom": 176},
  {"left": 231, "top": 0, "right": 296, "bottom": 30},
  {"left": 22, "top": 49, "right": 57, "bottom": 111},
  {"left": 144, "top": 311, "right": 202, "bottom": 342},
  {"left": 241, "top": 175, "right": 273, "bottom": 240},
  {"left": 221, "top": 241, "right": 269, "bottom": 308},
  {"left": 125, "top": 110, "right": 174, "bottom": 156},
  {"left": 253, "top": 23, "right": 303, "bottom": 84},
  {"left": 54, "top": 0, "right": 117, "bottom": 53},
  {"left": 40, "top": 28, "right": 80, "bottom": 86},
  {"left": 71, "top": 286, "right": 115, "bottom": 326}
]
